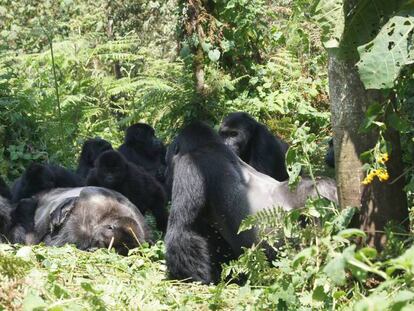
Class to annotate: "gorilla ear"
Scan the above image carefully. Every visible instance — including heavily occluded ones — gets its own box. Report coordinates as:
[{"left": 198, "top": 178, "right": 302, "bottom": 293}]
[{"left": 49, "top": 197, "right": 77, "bottom": 232}]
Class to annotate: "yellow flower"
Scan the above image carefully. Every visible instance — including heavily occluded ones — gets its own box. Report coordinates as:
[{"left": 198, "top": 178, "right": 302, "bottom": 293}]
[
  {"left": 377, "top": 153, "right": 389, "bottom": 164},
  {"left": 362, "top": 168, "right": 390, "bottom": 184},
  {"left": 377, "top": 169, "right": 389, "bottom": 182},
  {"left": 362, "top": 172, "right": 375, "bottom": 185}
]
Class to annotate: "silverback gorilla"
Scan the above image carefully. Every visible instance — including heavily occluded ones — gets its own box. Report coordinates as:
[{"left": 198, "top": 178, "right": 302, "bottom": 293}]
[
  {"left": 11, "top": 187, "right": 152, "bottom": 254},
  {"left": 219, "top": 112, "right": 289, "bottom": 181},
  {"left": 165, "top": 122, "right": 337, "bottom": 284},
  {"left": 76, "top": 138, "right": 113, "bottom": 179},
  {"left": 86, "top": 150, "right": 168, "bottom": 232},
  {"left": 118, "top": 123, "right": 167, "bottom": 184},
  {"left": 11, "top": 163, "right": 83, "bottom": 203}
]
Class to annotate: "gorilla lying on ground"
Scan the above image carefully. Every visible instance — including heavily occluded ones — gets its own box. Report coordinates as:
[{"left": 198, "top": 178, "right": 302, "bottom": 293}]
[
  {"left": 165, "top": 122, "right": 337, "bottom": 284},
  {"left": 10, "top": 187, "right": 152, "bottom": 254},
  {"left": 119, "top": 123, "right": 167, "bottom": 184},
  {"left": 76, "top": 138, "right": 113, "bottom": 179},
  {"left": 86, "top": 150, "right": 168, "bottom": 232},
  {"left": 219, "top": 112, "right": 289, "bottom": 181},
  {"left": 11, "top": 163, "right": 84, "bottom": 203}
]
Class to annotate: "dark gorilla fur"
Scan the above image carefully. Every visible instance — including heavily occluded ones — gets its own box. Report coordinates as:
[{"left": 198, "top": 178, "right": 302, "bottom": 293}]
[
  {"left": 11, "top": 187, "right": 152, "bottom": 254},
  {"left": 77, "top": 138, "right": 113, "bottom": 179},
  {"left": 118, "top": 123, "right": 166, "bottom": 184},
  {"left": 11, "top": 163, "right": 84, "bottom": 203},
  {"left": 219, "top": 112, "right": 289, "bottom": 181},
  {"left": 165, "top": 122, "right": 337, "bottom": 284},
  {"left": 325, "top": 138, "right": 335, "bottom": 168},
  {"left": 0, "top": 176, "right": 11, "bottom": 199},
  {"left": 0, "top": 195, "right": 12, "bottom": 242},
  {"left": 86, "top": 150, "right": 168, "bottom": 232}
]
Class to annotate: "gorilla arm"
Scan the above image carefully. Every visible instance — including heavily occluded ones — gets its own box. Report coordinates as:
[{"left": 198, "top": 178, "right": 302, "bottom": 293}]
[{"left": 165, "top": 154, "right": 214, "bottom": 284}]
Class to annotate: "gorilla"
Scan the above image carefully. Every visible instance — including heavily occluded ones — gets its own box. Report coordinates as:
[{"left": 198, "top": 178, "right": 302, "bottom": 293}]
[
  {"left": 219, "top": 112, "right": 289, "bottom": 181},
  {"left": 76, "top": 138, "right": 113, "bottom": 179},
  {"left": 118, "top": 123, "right": 166, "bottom": 184},
  {"left": 86, "top": 150, "right": 168, "bottom": 232},
  {"left": 0, "top": 195, "right": 12, "bottom": 242},
  {"left": 165, "top": 122, "right": 337, "bottom": 284},
  {"left": 10, "top": 187, "right": 152, "bottom": 254},
  {"left": 0, "top": 176, "right": 11, "bottom": 199},
  {"left": 325, "top": 138, "right": 335, "bottom": 168},
  {"left": 11, "top": 163, "right": 84, "bottom": 203}
]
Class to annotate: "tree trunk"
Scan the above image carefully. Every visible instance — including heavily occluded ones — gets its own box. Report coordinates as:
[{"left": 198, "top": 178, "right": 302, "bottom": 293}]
[{"left": 328, "top": 54, "right": 408, "bottom": 248}]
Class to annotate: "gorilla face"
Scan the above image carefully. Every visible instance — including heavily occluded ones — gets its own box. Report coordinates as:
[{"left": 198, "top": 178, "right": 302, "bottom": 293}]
[
  {"left": 70, "top": 215, "right": 140, "bottom": 255},
  {"left": 125, "top": 123, "right": 163, "bottom": 156},
  {"left": 95, "top": 151, "right": 128, "bottom": 188},
  {"left": 85, "top": 139, "right": 113, "bottom": 165},
  {"left": 35, "top": 187, "right": 151, "bottom": 255},
  {"left": 219, "top": 112, "right": 254, "bottom": 156}
]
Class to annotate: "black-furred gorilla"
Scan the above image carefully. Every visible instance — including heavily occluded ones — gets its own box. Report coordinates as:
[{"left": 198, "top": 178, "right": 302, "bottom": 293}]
[
  {"left": 165, "top": 122, "right": 337, "bottom": 284},
  {"left": 86, "top": 150, "right": 168, "bottom": 232},
  {"left": 325, "top": 138, "right": 335, "bottom": 168},
  {"left": 77, "top": 138, "right": 113, "bottom": 179},
  {"left": 0, "top": 176, "right": 11, "bottom": 199},
  {"left": 11, "top": 163, "right": 84, "bottom": 203},
  {"left": 10, "top": 187, "right": 152, "bottom": 254},
  {"left": 219, "top": 112, "right": 289, "bottom": 181},
  {"left": 119, "top": 123, "right": 166, "bottom": 184},
  {"left": 0, "top": 195, "right": 12, "bottom": 242}
]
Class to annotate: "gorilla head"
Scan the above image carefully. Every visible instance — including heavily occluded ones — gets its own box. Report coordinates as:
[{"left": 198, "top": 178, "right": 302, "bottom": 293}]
[
  {"left": 219, "top": 112, "right": 289, "bottom": 181},
  {"left": 87, "top": 150, "right": 169, "bottom": 232},
  {"left": 124, "top": 123, "right": 164, "bottom": 156},
  {"left": 219, "top": 112, "right": 256, "bottom": 155},
  {"left": 77, "top": 138, "right": 113, "bottom": 178},
  {"left": 14, "top": 164, "right": 55, "bottom": 200},
  {"left": 11, "top": 163, "right": 83, "bottom": 203},
  {"left": 94, "top": 150, "right": 128, "bottom": 188},
  {"left": 32, "top": 187, "right": 152, "bottom": 255}
]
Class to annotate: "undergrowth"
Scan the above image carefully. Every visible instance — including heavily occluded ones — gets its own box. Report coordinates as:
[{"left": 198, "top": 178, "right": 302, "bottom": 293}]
[{"left": 1, "top": 202, "right": 414, "bottom": 310}]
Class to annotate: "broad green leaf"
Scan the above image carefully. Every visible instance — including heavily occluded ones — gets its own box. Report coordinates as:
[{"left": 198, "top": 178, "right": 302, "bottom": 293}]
[
  {"left": 357, "top": 12, "right": 414, "bottom": 89},
  {"left": 201, "top": 41, "right": 212, "bottom": 53},
  {"left": 323, "top": 255, "right": 347, "bottom": 285},
  {"left": 332, "top": 206, "right": 357, "bottom": 231},
  {"left": 357, "top": 247, "right": 378, "bottom": 260},
  {"left": 22, "top": 291, "right": 46, "bottom": 311},
  {"left": 208, "top": 49, "right": 221, "bottom": 62},
  {"left": 337, "top": 228, "right": 366, "bottom": 239},
  {"left": 333, "top": 291, "right": 346, "bottom": 299},
  {"left": 323, "top": 246, "right": 355, "bottom": 285},
  {"left": 387, "top": 245, "right": 414, "bottom": 276},
  {"left": 292, "top": 247, "right": 317, "bottom": 268},
  {"left": 312, "top": 285, "right": 328, "bottom": 302},
  {"left": 387, "top": 112, "right": 411, "bottom": 132},
  {"left": 313, "top": 0, "right": 344, "bottom": 48}
]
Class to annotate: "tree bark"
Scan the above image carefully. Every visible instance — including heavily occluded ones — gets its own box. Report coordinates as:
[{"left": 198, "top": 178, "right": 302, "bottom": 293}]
[{"left": 328, "top": 54, "right": 408, "bottom": 248}]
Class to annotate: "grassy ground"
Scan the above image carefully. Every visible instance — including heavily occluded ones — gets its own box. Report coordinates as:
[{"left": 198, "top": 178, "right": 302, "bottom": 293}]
[{"left": 0, "top": 242, "right": 253, "bottom": 311}]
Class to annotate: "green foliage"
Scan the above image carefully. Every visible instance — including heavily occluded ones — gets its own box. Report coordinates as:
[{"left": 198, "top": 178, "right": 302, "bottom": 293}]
[
  {"left": 357, "top": 11, "right": 414, "bottom": 89},
  {"left": 313, "top": 0, "right": 413, "bottom": 90},
  {"left": 1, "top": 1, "right": 413, "bottom": 309}
]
